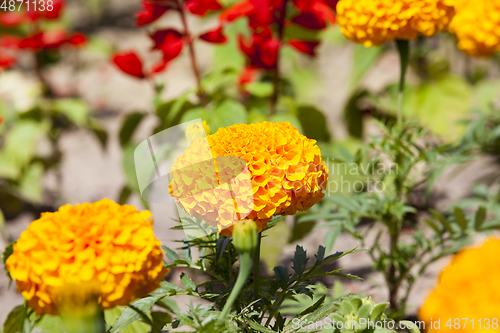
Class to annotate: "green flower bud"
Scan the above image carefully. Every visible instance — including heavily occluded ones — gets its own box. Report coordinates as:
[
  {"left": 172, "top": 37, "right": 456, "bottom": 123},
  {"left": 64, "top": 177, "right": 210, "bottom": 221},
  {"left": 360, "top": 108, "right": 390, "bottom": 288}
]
[{"left": 232, "top": 220, "right": 259, "bottom": 254}]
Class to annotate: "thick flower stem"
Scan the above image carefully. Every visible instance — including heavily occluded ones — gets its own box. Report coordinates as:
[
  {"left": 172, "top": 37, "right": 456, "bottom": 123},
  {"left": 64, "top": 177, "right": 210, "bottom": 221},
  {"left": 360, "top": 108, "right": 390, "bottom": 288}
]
[
  {"left": 219, "top": 251, "right": 253, "bottom": 323},
  {"left": 253, "top": 233, "right": 262, "bottom": 299},
  {"left": 269, "top": 0, "right": 288, "bottom": 116},
  {"left": 395, "top": 39, "right": 410, "bottom": 126},
  {"left": 177, "top": 0, "right": 207, "bottom": 106}
]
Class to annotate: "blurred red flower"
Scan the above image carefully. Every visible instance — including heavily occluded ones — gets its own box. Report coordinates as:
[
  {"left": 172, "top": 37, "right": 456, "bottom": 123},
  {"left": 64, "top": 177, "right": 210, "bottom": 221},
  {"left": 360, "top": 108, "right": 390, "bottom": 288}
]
[
  {"left": 185, "top": 0, "right": 223, "bottom": 16},
  {"left": 136, "top": 1, "right": 171, "bottom": 26},
  {"left": 67, "top": 33, "right": 87, "bottom": 46},
  {"left": 112, "top": 51, "right": 146, "bottom": 78},
  {"left": 239, "top": 30, "right": 280, "bottom": 70},
  {"left": 150, "top": 29, "right": 184, "bottom": 61},
  {"left": 27, "top": 0, "right": 64, "bottom": 21},
  {"left": 0, "top": 12, "right": 25, "bottom": 27},
  {"left": 288, "top": 39, "right": 320, "bottom": 56},
  {"left": 0, "top": 53, "right": 16, "bottom": 69},
  {"left": 238, "top": 66, "right": 257, "bottom": 86},
  {"left": 199, "top": 27, "right": 227, "bottom": 44}
]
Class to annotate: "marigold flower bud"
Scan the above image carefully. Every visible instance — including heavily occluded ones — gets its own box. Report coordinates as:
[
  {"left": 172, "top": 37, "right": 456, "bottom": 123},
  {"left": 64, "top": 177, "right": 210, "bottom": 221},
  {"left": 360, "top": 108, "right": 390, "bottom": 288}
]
[{"left": 232, "top": 220, "right": 259, "bottom": 254}]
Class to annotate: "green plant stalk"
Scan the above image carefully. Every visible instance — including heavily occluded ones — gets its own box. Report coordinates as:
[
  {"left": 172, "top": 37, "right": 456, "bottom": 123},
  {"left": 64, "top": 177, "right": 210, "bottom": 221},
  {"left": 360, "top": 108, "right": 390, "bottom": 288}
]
[
  {"left": 63, "top": 309, "right": 106, "bottom": 333},
  {"left": 395, "top": 39, "right": 410, "bottom": 125},
  {"left": 253, "top": 233, "right": 262, "bottom": 299},
  {"left": 219, "top": 251, "right": 253, "bottom": 323}
]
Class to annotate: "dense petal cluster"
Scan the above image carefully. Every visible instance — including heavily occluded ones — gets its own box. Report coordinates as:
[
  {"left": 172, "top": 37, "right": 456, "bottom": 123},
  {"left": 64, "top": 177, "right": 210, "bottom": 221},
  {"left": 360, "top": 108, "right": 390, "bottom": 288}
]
[
  {"left": 169, "top": 122, "right": 328, "bottom": 236},
  {"left": 336, "top": 0, "right": 455, "bottom": 47},
  {"left": 419, "top": 238, "right": 500, "bottom": 332},
  {"left": 448, "top": 0, "right": 500, "bottom": 57},
  {"left": 6, "top": 199, "right": 168, "bottom": 315}
]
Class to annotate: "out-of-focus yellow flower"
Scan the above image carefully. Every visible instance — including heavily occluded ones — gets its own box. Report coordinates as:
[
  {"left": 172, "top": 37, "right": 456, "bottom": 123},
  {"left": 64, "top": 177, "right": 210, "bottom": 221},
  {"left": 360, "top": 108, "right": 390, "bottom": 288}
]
[
  {"left": 6, "top": 199, "right": 168, "bottom": 315},
  {"left": 448, "top": 0, "right": 500, "bottom": 57},
  {"left": 337, "top": 0, "right": 456, "bottom": 47},
  {"left": 186, "top": 120, "right": 211, "bottom": 141},
  {"left": 169, "top": 121, "right": 328, "bottom": 236},
  {"left": 419, "top": 238, "right": 500, "bottom": 332}
]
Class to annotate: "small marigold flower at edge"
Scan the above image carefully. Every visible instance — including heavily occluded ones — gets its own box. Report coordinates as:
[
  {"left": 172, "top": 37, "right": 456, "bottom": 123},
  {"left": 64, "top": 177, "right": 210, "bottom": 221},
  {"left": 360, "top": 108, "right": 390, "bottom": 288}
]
[
  {"left": 336, "top": 0, "right": 456, "bottom": 47},
  {"left": 448, "top": 0, "right": 500, "bottom": 57},
  {"left": 169, "top": 121, "right": 329, "bottom": 236},
  {"left": 6, "top": 199, "right": 169, "bottom": 316},
  {"left": 419, "top": 238, "right": 500, "bottom": 332}
]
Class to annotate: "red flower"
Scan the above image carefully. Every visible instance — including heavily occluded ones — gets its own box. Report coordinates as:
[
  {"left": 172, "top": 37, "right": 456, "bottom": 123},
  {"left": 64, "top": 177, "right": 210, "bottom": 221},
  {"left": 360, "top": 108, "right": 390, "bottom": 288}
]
[
  {"left": 0, "top": 53, "right": 15, "bottom": 69},
  {"left": 27, "top": 0, "right": 64, "bottom": 21},
  {"left": 150, "top": 29, "right": 184, "bottom": 62},
  {"left": 239, "top": 30, "right": 280, "bottom": 70},
  {"left": 67, "top": 33, "right": 87, "bottom": 46},
  {"left": 18, "top": 33, "right": 45, "bottom": 50},
  {"left": 151, "top": 58, "right": 169, "bottom": 73},
  {"left": 238, "top": 66, "right": 257, "bottom": 86},
  {"left": 112, "top": 51, "right": 146, "bottom": 78},
  {"left": 288, "top": 39, "right": 320, "bottom": 56},
  {"left": 292, "top": 0, "right": 335, "bottom": 24},
  {"left": 199, "top": 27, "right": 227, "bottom": 44},
  {"left": 0, "top": 36, "right": 21, "bottom": 49},
  {"left": 42, "top": 30, "right": 69, "bottom": 48},
  {"left": 219, "top": 0, "right": 254, "bottom": 22},
  {"left": 136, "top": 1, "right": 171, "bottom": 26},
  {"left": 291, "top": 12, "right": 326, "bottom": 30},
  {"left": 0, "top": 12, "right": 26, "bottom": 27},
  {"left": 185, "top": 0, "right": 223, "bottom": 16}
]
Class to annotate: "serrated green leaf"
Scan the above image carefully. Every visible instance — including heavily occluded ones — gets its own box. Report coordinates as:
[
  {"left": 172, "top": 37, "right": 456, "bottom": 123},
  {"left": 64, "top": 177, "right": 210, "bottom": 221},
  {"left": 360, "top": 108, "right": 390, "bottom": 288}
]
[
  {"left": 109, "top": 297, "right": 162, "bottom": 333},
  {"left": 273, "top": 265, "right": 289, "bottom": 288},
  {"left": 161, "top": 246, "right": 180, "bottom": 263},
  {"left": 297, "top": 105, "right": 330, "bottom": 142},
  {"left": 324, "top": 223, "right": 342, "bottom": 254},
  {"left": 248, "top": 320, "right": 275, "bottom": 333},
  {"left": 291, "top": 245, "right": 308, "bottom": 277},
  {"left": 299, "top": 295, "right": 326, "bottom": 317},
  {"left": 424, "top": 219, "right": 441, "bottom": 234},
  {"left": 180, "top": 273, "right": 196, "bottom": 291}
]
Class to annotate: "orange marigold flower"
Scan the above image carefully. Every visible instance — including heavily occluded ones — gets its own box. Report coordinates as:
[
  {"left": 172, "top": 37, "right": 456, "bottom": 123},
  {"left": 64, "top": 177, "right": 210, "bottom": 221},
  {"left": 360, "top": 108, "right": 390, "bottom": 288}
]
[
  {"left": 448, "top": 0, "right": 500, "bottom": 57},
  {"left": 169, "top": 121, "right": 329, "bottom": 236},
  {"left": 336, "top": 0, "right": 456, "bottom": 47},
  {"left": 419, "top": 238, "right": 500, "bottom": 332},
  {"left": 6, "top": 199, "right": 168, "bottom": 315}
]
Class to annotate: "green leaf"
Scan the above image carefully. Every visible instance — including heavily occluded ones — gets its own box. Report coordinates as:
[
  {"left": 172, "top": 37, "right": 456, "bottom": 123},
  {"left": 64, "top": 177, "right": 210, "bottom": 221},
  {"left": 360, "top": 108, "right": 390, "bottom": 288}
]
[
  {"left": 273, "top": 265, "right": 289, "bottom": 288},
  {"left": 396, "top": 39, "right": 410, "bottom": 97},
  {"left": 180, "top": 107, "right": 209, "bottom": 124},
  {"left": 245, "top": 82, "right": 273, "bottom": 98},
  {"left": 270, "top": 113, "right": 304, "bottom": 134},
  {"left": 315, "top": 245, "right": 325, "bottom": 265},
  {"left": 120, "top": 112, "right": 146, "bottom": 147},
  {"left": 400, "top": 320, "right": 422, "bottom": 333},
  {"left": 248, "top": 320, "right": 276, "bottom": 333},
  {"left": 297, "top": 105, "right": 330, "bottom": 142},
  {"left": 291, "top": 245, "right": 308, "bottom": 277},
  {"left": 339, "top": 300, "right": 354, "bottom": 316},
  {"left": 52, "top": 99, "right": 89, "bottom": 126},
  {"left": 89, "top": 122, "right": 108, "bottom": 149},
  {"left": 180, "top": 273, "right": 196, "bottom": 291},
  {"left": 151, "top": 311, "right": 171, "bottom": 330},
  {"left": 153, "top": 281, "right": 183, "bottom": 294},
  {"left": 118, "top": 186, "right": 132, "bottom": 205},
  {"left": 3, "top": 305, "right": 25, "bottom": 333},
  {"left": 209, "top": 100, "right": 247, "bottom": 131},
  {"left": 324, "top": 222, "right": 341, "bottom": 254},
  {"left": 475, "top": 206, "right": 487, "bottom": 230},
  {"left": 215, "top": 237, "right": 232, "bottom": 263},
  {"left": 370, "top": 303, "right": 389, "bottom": 322},
  {"left": 430, "top": 209, "right": 452, "bottom": 233},
  {"left": 424, "top": 219, "right": 441, "bottom": 234},
  {"left": 109, "top": 296, "right": 162, "bottom": 333},
  {"left": 350, "top": 45, "right": 384, "bottom": 89},
  {"left": 18, "top": 162, "right": 44, "bottom": 203},
  {"left": 162, "top": 246, "right": 180, "bottom": 263},
  {"left": 298, "top": 295, "right": 326, "bottom": 316},
  {"left": 357, "top": 303, "right": 372, "bottom": 319},
  {"left": 453, "top": 206, "right": 467, "bottom": 232},
  {"left": 3, "top": 241, "right": 15, "bottom": 281}
]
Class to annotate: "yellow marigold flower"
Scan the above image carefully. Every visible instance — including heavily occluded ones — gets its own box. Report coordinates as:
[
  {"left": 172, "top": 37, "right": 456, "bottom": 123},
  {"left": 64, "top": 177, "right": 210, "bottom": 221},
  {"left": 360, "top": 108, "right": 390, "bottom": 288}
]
[
  {"left": 337, "top": 0, "right": 456, "bottom": 47},
  {"left": 169, "top": 121, "right": 329, "bottom": 236},
  {"left": 448, "top": 0, "right": 500, "bottom": 57},
  {"left": 6, "top": 199, "right": 168, "bottom": 316},
  {"left": 419, "top": 238, "right": 500, "bottom": 332}
]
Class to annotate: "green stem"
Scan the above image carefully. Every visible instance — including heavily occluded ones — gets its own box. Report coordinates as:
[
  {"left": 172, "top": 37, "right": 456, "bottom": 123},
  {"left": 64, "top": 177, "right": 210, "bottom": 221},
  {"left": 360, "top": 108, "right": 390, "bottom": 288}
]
[
  {"left": 395, "top": 39, "right": 410, "bottom": 126},
  {"left": 219, "top": 251, "right": 253, "bottom": 323},
  {"left": 253, "top": 233, "right": 262, "bottom": 300}
]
